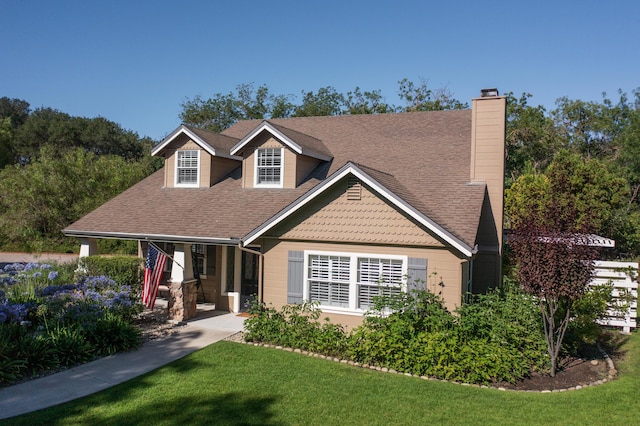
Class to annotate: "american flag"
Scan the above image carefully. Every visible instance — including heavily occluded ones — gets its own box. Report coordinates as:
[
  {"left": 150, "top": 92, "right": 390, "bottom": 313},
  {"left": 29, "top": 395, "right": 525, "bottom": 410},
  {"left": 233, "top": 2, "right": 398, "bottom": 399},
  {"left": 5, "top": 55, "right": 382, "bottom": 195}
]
[{"left": 142, "top": 244, "right": 168, "bottom": 310}]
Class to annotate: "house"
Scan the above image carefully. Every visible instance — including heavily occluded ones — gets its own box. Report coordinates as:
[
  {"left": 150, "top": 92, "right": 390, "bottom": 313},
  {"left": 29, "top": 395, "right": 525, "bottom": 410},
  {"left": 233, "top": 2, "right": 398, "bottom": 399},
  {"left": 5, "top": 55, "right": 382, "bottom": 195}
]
[{"left": 63, "top": 90, "right": 506, "bottom": 327}]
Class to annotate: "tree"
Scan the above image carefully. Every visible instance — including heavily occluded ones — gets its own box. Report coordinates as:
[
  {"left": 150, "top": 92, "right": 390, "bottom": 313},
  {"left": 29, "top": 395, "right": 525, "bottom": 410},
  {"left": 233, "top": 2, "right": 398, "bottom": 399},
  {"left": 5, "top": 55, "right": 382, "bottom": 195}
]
[
  {"left": 0, "top": 147, "right": 155, "bottom": 251},
  {"left": 510, "top": 171, "right": 600, "bottom": 376},
  {"left": 0, "top": 118, "right": 14, "bottom": 169},
  {"left": 180, "top": 83, "right": 295, "bottom": 132},
  {"left": 344, "top": 87, "right": 393, "bottom": 115},
  {"left": 552, "top": 90, "right": 632, "bottom": 159},
  {"left": 506, "top": 151, "right": 632, "bottom": 254},
  {"left": 0, "top": 97, "right": 30, "bottom": 127},
  {"left": 293, "top": 86, "right": 345, "bottom": 117},
  {"left": 397, "top": 78, "right": 467, "bottom": 112},
  {"left": 504, "top": 92, "right": 559, "bottom": 184}
]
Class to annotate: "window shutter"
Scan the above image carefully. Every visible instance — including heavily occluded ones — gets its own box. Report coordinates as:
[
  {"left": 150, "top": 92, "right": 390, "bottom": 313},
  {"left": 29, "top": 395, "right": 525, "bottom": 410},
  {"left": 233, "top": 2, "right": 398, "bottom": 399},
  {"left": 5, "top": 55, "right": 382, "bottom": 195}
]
[
  {"left": 287, "top": 251, "right": 304, "bottom": 304},
  {"left": 407, "top": 258, "right": 427, "bottom": 291}
]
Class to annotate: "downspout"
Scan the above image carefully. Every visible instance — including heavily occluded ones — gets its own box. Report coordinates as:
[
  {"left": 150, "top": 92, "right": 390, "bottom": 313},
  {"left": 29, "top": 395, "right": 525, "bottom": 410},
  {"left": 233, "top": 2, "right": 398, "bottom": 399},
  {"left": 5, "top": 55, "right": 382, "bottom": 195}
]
[{"left": 238, "top": 244, "right": 264, "bottom": 303}]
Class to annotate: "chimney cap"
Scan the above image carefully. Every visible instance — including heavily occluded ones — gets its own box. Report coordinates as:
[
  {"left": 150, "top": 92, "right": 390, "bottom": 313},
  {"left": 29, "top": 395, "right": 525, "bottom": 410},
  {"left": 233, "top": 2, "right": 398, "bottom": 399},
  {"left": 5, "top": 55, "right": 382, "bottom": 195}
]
[{"left": 480, "top": 88, "right": 499, "bottom": 97}]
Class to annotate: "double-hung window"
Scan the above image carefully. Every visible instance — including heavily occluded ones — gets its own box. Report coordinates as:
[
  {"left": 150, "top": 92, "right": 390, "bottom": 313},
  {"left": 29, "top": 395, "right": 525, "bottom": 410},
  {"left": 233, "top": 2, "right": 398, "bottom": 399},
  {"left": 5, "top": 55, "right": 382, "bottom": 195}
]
[
  {"left": 255, "top": 147, "right": 283, "bottom": 187},
  {"left": 357, "top": 257, "right": 403, "bottom": 309},
  {"left": 304, "top": 251, "right": 407, "bottom": 313},
  {"left": 176, "top": 150, "right": 199, "bottom": 187}
]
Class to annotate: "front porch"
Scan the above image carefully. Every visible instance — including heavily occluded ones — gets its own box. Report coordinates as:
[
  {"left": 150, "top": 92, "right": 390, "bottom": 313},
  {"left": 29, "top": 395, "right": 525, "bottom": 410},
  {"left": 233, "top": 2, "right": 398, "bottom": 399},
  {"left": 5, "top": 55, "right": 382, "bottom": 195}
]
[{"left": 77, "top": 238, "right": 261, "bottom": 322}]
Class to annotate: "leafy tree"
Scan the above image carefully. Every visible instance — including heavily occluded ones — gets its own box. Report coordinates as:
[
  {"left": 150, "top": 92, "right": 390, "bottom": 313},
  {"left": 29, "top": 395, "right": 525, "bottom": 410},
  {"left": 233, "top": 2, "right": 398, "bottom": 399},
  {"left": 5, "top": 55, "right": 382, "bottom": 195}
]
[
  {"left": 0, "top": 97, "right": 30, "bottom": 127},
  {"left": 397, "top": 78, "right": 467, "bottom": 111},
  {"left": 0, "top": 118, "right": 14, "bottom": 169},
  {"left": 506, "top": 151, "right": 631, "bottom": 254},
  {"left": 552, "top": 90, "right": 633, "bottom": 159},
  {"left": 0, "top": 147, "right": 155, "bottom": 251},
  {"left": 293, "top": 86, "right": 345, "bottom": 117},
  {"left": 180, "top": 83, "right": 294, "bottom": 132},
  {"left": 11, "top": 108, "right": 148, "bottom": 164},
  {"left": 344, "top": 87, "right": 393, "bottom": 115},
  {"left": 615, "top": 89, "right": 640, "bottom": 204},
  {"left": 504, "top": 92, "right": 559, "bottom": 184},
  {"left": 510, "top": 171, "right": 600, "bottom": 376}
]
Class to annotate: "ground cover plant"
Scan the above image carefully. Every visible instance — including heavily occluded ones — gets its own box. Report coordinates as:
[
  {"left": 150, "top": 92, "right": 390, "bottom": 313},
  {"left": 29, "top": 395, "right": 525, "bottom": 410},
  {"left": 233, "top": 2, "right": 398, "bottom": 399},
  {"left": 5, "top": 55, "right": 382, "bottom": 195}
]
[
  {"left": 244, "top": 283, "right": 549, "bottom": 385},
  {"left": 0, "top": 262, "right": 143, "bottom": 386},
  {"left": 4, "top": 332, "right": 638, "bottom": 425}
]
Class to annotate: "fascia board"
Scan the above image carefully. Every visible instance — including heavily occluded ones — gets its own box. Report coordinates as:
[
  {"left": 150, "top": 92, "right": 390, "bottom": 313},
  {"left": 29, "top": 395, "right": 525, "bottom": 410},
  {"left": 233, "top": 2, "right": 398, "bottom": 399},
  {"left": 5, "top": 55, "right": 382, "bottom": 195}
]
[
  {"left": 230, "top": 122, "right": 302, "bottom": 155},
  {"left": 152, "top": 126, "right": 242, "bottom": 160},
  {"left": 63, "top": 229, "right": 240, "bottom": 245},
  {"left": 242, "top": 163, "right": 475, "bottom": 257}
]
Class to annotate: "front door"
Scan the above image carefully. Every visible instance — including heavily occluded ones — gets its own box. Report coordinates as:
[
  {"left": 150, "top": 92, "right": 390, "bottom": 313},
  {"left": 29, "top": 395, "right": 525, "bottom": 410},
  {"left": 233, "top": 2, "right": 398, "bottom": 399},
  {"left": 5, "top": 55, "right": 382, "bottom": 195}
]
[{"left": 240, "top": 251, "right": 259, "bottom": 310}]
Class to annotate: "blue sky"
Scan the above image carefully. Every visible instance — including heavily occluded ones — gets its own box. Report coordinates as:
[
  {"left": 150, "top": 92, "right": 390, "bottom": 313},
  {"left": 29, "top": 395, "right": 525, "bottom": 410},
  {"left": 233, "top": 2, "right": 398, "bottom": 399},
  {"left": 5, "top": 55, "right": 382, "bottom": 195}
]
[{"left": 2, "top": 0, "right": 638, "bottom": 141}]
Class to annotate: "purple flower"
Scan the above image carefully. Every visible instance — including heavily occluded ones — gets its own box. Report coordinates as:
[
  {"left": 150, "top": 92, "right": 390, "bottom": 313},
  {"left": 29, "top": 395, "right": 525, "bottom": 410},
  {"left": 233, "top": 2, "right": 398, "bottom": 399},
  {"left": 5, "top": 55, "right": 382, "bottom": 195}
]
[
  {"left": 48, "top": 271, "right": 59, "bottom": 280},
  {"left": 24, "top": 262, "right": 39, "bottom": 272}
]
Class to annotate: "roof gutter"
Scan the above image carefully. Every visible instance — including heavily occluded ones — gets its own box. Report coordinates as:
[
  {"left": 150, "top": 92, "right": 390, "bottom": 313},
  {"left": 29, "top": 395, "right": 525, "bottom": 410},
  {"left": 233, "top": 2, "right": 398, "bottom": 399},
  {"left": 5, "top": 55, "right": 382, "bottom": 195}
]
[{"left": 63, "top": 230, "right": 241, "bottom": 246}]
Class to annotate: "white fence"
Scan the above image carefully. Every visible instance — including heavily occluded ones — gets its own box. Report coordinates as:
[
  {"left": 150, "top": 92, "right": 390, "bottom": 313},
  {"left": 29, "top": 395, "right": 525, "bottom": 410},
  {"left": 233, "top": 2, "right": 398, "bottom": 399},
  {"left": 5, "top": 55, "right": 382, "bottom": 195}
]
[{"left": 589, "top": 261, "right": 638, "bottom": 333}]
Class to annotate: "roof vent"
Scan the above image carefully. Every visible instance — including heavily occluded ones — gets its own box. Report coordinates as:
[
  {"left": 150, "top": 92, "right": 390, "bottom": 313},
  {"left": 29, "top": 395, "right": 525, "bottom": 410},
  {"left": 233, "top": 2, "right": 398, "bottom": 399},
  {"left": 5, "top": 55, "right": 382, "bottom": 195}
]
[{"left": 480, "top": 88, "right": 499, "bottom": 97}]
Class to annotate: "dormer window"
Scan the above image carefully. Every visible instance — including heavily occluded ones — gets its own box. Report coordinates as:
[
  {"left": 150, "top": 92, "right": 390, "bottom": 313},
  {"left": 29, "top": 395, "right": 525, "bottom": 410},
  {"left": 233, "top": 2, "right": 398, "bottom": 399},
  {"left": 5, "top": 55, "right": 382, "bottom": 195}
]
[
  {"left": 255, "top": 147, "right": 283, "bottom": 188},
  {"left": 176, "top": 150, "right": 199, "bottom": 187}
]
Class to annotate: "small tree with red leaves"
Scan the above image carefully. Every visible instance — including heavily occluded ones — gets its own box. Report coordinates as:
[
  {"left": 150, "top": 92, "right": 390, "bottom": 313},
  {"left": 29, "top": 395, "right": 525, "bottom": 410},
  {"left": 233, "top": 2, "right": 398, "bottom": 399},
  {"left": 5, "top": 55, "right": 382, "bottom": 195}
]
[{"left": 510, "top": 174, "right": 600, "bottom": 377}]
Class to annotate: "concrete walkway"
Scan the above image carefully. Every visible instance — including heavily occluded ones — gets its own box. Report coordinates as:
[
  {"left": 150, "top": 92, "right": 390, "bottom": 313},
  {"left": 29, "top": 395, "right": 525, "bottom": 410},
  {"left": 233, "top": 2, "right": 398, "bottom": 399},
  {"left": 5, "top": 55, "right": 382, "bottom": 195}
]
[{"left": 0, "top": 310, "right": 246, "bottom": 420}]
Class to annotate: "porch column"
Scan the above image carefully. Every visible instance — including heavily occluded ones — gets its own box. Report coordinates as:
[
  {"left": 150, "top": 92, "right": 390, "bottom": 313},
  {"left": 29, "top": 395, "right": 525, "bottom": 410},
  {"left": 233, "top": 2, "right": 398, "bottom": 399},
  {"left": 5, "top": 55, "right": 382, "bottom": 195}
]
[
  {"left": 79, "top": 238, "right": 98, "bottom": 258},
  {"left": 76, "top": 238, "right": 98, "bottom": 272},
  {"left": 168, "top": 243, "right": 198, "bottom": 322}
]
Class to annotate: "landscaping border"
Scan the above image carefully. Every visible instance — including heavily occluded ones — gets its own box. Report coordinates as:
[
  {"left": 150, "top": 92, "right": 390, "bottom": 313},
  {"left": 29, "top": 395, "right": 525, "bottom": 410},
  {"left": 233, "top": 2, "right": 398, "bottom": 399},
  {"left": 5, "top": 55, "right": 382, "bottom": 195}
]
[{"left": 228, "top": 333, "right": 618, "bottom": 393}]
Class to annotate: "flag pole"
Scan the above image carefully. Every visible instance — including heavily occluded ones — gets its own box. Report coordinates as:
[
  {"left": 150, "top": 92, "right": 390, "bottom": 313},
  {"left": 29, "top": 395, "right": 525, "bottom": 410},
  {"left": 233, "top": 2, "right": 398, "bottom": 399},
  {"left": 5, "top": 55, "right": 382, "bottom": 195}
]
[{"left": 145, "top": 239, "right": 184, "bottom": 270}]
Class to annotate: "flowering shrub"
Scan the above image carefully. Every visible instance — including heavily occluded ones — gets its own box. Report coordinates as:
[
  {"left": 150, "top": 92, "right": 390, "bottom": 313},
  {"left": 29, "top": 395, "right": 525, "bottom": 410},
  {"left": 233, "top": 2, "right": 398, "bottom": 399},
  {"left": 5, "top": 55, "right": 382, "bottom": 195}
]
[{"left": 0, "top": 262, "right": 145, "bottom": 386}]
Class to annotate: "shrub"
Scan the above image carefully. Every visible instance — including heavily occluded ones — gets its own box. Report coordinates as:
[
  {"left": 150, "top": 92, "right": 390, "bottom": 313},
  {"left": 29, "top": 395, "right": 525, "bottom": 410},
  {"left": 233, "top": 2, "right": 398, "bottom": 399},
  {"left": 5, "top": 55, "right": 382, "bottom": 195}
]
[
  {"left": 77, "top": 255, "right": 143, "bottom": 290},
  {"left": 86, "top": 311, "right": 142, "bottom": 356},
  {"left": 0, "top": 324, "right": 26, "bottom": 386},
  {"left": 16, "top": 332, "right": 59, "bottom": 375},
  {"left": 48, "top": 324, "right": 95, "bottom": 367},
  {"left": 346, "top": 287, "right": 548, "bottom": 384},
  {"left": 244, "top": 300, "right": 348, "bottom": 356}
]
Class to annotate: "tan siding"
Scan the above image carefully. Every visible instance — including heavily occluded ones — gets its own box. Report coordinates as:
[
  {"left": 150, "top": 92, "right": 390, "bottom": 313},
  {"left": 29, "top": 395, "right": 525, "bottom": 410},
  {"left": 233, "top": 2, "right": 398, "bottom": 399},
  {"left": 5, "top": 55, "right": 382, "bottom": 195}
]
[
  {"left": 199, "top": 150, "right": 211, "bottom": 188},
  {"left": 262, "top": 239, "right": 464, "bottom": 327},
  {"left": 283, "top": 148, "right": 296, "bottom": 188},
  {"left": 165, "top": 155, "right": 174, "bottom": 187},
  {"left": 163, "top": 137, "right": 210, "bottom": 188},
  {"left": 211, "top": 157, "right": 241, "bottom": 185},
  {"left": 296, "top": 155, "right": 321, "bottom": 186},
  {"left": 242, "top": 136, "right": 300, "bottom": 189},
  {"left": 471, "top": 96, "right": 506, "bottom": 288},
  {"left": 275, "top": 179, "right": 445, "bottom": 247}
]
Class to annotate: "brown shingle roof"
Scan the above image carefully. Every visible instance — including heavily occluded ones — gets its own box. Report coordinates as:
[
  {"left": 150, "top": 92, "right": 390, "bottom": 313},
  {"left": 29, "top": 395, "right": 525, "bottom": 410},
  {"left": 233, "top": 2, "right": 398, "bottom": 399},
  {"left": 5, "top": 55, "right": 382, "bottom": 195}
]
[{"left": 65, "top": 110, "right": 487, "bottom": 249}]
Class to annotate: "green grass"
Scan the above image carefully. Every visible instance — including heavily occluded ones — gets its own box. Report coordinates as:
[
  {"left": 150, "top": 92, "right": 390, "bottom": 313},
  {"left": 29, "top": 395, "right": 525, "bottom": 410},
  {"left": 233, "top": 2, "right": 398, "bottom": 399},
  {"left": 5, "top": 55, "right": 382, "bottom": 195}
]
[{"left": 5, "top": 332, "right": 639, "bottom": 425}]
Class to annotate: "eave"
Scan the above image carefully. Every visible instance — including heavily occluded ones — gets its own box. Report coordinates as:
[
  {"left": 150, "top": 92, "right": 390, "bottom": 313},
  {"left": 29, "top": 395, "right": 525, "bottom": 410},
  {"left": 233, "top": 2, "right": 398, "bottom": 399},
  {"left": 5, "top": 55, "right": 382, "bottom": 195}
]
[
  {"left": 63, "top": 229, "right": 240, "bottom": 246},
  {"left": 152, "top": 125, "right": 243, "bottom": 161},
  {"left": 230, "top": 121, "right": 333, "bottom": 161},
  {"left": 241, "top": 162, "right": 476, "bottom": 257}
]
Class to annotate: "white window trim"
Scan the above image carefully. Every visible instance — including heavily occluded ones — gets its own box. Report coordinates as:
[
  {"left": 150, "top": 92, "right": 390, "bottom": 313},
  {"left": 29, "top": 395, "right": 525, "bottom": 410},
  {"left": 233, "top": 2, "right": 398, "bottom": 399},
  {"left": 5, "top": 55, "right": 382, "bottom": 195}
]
[
  {"left": 303, "top": 250, "right": 407, "bottom": 315},
  {"left": 175, "top": 149, "right": 200, "bottom": 188},
  {"left": 254, "top": 147, "right": 284, "bottom": 188}
]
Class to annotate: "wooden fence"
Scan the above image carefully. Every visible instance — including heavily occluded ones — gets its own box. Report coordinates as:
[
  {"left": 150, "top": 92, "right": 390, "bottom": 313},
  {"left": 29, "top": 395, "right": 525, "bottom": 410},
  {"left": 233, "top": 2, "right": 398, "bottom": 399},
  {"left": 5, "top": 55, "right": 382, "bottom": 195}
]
[{"left": 589, "top": 260, "right": 638, "bottom": 333}]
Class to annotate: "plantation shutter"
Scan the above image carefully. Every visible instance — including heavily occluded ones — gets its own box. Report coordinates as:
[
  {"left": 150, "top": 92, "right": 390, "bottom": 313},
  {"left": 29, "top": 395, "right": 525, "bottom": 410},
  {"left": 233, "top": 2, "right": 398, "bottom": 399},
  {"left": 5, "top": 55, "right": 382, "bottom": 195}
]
[
  {"left": 287, "top": 250, "right": 304, "bottom": 304},
  {"left": 407, "top": 257, "right": 427, "bottom": 291}
]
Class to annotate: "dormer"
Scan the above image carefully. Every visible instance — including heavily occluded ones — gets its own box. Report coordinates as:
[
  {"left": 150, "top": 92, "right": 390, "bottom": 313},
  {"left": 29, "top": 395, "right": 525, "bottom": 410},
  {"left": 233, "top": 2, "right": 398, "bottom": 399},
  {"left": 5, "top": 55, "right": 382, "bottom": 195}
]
[
  {"left": 152, "top": 125, "right": 242, "bottom": 188},
  {"left": 230, "top": 121, "right": 333, "bottom": 189}
]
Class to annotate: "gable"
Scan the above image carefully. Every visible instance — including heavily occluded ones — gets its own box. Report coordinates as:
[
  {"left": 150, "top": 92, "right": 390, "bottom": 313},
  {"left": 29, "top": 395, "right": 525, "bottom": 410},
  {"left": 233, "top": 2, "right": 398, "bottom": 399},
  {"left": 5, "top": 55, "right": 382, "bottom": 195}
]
[
  {"left": 240, "top": 134, "right": 322, "bottom": 189},
  {"left": 269, "top": 176, "right": 445, "bottom": 247}
]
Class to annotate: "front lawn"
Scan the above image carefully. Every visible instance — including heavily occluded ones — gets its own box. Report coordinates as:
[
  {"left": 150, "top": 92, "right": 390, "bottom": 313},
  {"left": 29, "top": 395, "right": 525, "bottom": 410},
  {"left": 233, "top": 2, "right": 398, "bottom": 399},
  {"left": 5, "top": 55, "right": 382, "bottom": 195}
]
[{"left": 5, "top": 331, "right": 638, "bottom": 425}]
